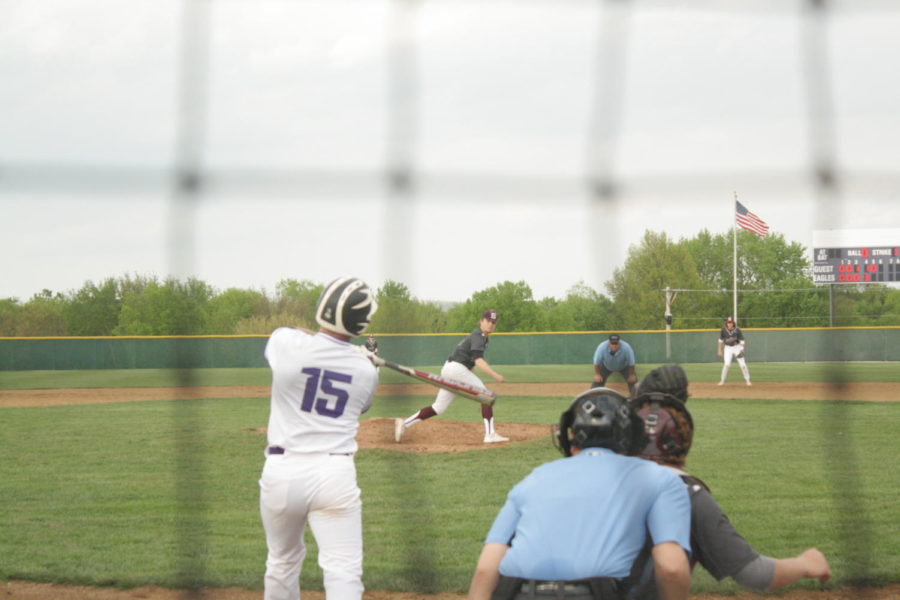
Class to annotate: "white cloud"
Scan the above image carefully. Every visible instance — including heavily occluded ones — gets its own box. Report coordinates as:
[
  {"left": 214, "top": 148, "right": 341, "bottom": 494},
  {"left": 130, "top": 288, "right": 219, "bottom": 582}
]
[{"left": 1, "top": 1, "right": 899, "bottom": 303}]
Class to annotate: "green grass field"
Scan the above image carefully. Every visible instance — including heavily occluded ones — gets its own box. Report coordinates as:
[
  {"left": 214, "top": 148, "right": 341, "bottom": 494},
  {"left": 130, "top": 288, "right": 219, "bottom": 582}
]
[
  {"left": 1, "top": 364, "right": 898, "bottom": 595},
  {"left": 2, "top": 361, "right": 900, "bottom": 389}
]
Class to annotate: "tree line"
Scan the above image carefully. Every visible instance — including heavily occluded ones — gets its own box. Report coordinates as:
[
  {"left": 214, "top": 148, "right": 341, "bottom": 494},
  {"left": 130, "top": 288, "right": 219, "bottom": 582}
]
[{"left": 2, "top": 230, "right": 898, "bottom": 336}]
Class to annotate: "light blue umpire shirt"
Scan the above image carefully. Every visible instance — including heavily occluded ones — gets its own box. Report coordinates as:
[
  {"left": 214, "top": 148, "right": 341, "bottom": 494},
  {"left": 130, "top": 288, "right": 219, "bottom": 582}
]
[
  {"left": 485, "top": 448, "right": 690, "bottom": 581},
  {"left": 593, "top": 340, "right": 636, "bottom": 372}
]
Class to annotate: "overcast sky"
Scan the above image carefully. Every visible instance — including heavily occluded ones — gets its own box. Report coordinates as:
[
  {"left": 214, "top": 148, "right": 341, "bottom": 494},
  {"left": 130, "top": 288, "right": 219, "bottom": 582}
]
[{"left": 2, "top": 0, "right": 899, "bottom": 304}]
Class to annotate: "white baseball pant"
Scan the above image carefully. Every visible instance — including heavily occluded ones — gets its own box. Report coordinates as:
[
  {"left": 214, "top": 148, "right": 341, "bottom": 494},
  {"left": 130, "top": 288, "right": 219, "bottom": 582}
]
[
  {"left": 431, "top": 360, "right": 488, "bottom": 414},
  {"left": 721, "top": 344, "right": 751, "bottom": 384},
  {"left": 260, "top": 453, "right": 363, "bottom": 600}
]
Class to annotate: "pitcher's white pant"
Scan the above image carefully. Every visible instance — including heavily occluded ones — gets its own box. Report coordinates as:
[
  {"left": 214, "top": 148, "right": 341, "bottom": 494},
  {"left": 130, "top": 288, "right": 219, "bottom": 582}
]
[
  {"left": 721, "top": 345, "right": 751, "bottom": 383},
  {"left": 431, "top": 360, "right": 488, "bottom": 414},
  {"left": 260, "top": 453, "right": 363, "bottom": 600}
]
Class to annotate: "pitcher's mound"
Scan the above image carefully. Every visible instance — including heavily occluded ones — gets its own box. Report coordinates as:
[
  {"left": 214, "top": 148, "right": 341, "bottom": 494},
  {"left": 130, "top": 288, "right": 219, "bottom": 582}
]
[{"left": 358, "top": 418, "right": 554, "bottom": 453}]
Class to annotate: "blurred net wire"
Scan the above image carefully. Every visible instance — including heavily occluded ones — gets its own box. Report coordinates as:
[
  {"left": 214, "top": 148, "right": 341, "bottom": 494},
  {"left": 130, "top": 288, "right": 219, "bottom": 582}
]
[{"left": 2, "top": 0, "right": 897, "bottom": 591}]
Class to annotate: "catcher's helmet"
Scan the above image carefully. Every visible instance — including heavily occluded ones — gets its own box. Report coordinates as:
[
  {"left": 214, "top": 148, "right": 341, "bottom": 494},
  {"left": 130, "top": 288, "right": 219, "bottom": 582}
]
[
  {"left": 315, "top": 277, "right": 378, "bottom": 337},
  {"left": 725, "top": 316, "right": 735, "bottom": 325},
  {"left": 636, "top": 364, "right": 690, "bottom": 403},
  {"left": 628, "top": 392, "right": 694, "bottom": 467},
  {"left": 556, "top": 387, "right": 645, "bottom": 457}
]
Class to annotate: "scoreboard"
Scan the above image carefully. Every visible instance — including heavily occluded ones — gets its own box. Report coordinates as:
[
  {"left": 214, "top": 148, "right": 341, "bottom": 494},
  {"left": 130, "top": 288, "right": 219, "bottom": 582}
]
[{"left": 812, "top": 245, "right": 900, "bottom": 284}]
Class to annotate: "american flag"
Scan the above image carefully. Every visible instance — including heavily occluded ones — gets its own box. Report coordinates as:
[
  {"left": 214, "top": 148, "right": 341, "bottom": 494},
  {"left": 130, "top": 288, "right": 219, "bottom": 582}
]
[{"left": 735, "top": 201, "right": 769, "bottom": 237}]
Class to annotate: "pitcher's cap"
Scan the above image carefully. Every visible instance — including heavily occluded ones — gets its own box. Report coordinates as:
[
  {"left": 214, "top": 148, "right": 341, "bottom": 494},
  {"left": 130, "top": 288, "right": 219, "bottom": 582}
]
[{"left": 482, "top": 310, "right": 498, "bottom": 323}]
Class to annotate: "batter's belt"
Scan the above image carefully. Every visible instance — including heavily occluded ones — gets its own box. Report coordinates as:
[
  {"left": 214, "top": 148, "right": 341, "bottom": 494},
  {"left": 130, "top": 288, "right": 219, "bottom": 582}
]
[{"left": 492, "top": 575, "right": 626, "bottom": 600}]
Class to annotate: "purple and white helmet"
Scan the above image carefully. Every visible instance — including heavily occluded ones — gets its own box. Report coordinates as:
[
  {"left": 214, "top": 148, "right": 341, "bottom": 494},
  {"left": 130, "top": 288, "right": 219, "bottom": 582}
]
[{"left": 315, "top": 277, "right": 378, "bottom": 337}]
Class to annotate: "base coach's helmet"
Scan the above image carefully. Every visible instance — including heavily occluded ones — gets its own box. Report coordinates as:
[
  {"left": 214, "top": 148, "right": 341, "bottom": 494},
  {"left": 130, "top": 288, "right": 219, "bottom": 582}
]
[
  {"left": 315, "top": 277, "right": 378, "bottom": 337},
  {"left": 629, "top": 392, "right": 694, "bottom": 467},
  {"left": 556, "top": 387, "right": 645, "bottom": 457}
]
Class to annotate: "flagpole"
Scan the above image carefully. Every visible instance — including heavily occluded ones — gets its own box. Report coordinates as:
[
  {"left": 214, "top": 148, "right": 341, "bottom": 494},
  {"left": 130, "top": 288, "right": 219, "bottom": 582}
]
[{"left": 732, "top": 191, "right": 738, "bottom": 321}]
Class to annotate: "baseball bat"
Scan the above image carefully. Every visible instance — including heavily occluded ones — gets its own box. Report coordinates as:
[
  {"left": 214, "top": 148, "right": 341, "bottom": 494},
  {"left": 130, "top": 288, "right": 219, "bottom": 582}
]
[{"left": 368, "top": 355, "right": 497, "bottom": 406}]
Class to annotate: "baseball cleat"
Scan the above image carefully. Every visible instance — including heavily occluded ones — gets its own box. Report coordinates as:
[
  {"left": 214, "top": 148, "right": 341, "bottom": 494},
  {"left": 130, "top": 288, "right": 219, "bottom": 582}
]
[
  {"left": 393, "top": 418, "right": 404, "bottom": 443},
  {"left": 717, "top": 381, "right": 724, "bottom": 386},
  {"left": 746, "top": 381, "right": 752, "bottom": 386},
  {"left": 484, "top": 432, "right": 509, "bottom": 443}
]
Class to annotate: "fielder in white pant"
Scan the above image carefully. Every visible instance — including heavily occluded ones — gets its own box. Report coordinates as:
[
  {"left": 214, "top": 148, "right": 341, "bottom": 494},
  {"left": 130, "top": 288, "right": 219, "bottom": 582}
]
[
  {"left": 260, "top": 277, "right": 379, "bottom": 600},
  {"left": 717, "top": 316, "right": 751, "bottom": 386}
]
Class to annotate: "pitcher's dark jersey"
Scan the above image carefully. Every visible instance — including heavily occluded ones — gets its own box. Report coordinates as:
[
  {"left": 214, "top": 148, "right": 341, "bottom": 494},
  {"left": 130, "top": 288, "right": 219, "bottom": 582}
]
[{"left": 448, "top": 328, "right": 488, "bottom": 370}]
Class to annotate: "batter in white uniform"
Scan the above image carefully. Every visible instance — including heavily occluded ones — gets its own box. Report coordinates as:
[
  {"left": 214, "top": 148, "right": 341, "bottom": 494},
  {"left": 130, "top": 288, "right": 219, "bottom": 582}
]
[
  {"left": 259, "top": 277, "right": 378, "bottom": 600},
  {"left": 717, "top": 316, "right": 751, "bottom": 387}
]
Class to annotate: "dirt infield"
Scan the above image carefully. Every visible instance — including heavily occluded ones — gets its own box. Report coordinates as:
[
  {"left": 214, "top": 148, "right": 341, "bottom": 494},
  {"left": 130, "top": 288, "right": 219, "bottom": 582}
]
[
  {"left": 4, "top": 580, "right": 898, "bottom": 600},
  {"left": 3, "top": 382, "right": 897, "bottom": 599},
  {"left": 2, "top": 380, "right": 898, "bottom": 408}
]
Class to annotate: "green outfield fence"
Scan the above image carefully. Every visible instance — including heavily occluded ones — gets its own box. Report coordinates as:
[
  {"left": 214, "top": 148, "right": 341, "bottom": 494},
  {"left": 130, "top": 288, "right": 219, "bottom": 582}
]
[{"left": 1, "top": 327, "right": 899, "bottom": 371}]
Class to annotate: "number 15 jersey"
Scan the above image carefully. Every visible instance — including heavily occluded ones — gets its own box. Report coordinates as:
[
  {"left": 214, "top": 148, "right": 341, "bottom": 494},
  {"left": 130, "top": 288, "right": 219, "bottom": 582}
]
[{"left": 265, "top": 327, "right": 378, "bottom": 455}]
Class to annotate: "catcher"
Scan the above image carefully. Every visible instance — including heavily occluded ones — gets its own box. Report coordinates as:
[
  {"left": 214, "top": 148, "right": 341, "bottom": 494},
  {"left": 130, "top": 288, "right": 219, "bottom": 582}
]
[{"left": 625, "top": 365, "right": 831, "bottom": 599}]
